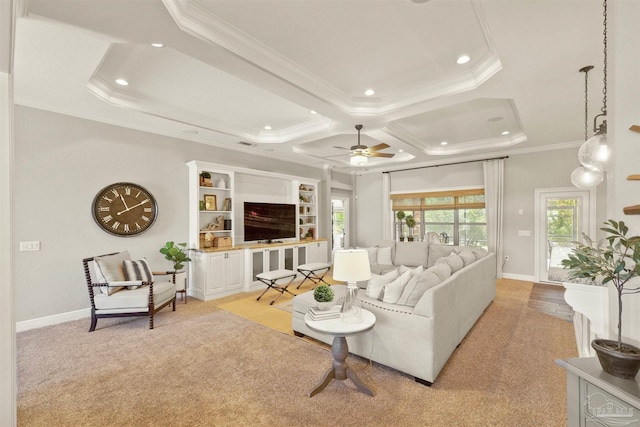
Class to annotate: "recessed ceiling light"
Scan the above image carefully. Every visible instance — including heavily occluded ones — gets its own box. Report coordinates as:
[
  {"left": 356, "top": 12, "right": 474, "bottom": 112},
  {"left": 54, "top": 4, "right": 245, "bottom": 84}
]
[
  {"left": 501, "top": 131, "right": 510, "bottom": 135},
  {"left": 264, "top": 125, "right": 272, "bottom": 130},
  {"left": 440, "top": 141, "right": 448, "bottom": 146},
  {"left": 398, "top": 149, "right": 404, "bottom": 153},
  {"left": 365, "top": 89, "right": 375, "bottom": 96},
  {"left": 115, "top": 78, "right": 129, "bottom": 86},
  {"left": 151, "top": 43, "right": 164, "bottom": 48},
  {"left": 310, "top": 110, "right": 318, "bottom": 115},
  {"left": 456, "top": 55, "right": 470, "bottom": 65}
]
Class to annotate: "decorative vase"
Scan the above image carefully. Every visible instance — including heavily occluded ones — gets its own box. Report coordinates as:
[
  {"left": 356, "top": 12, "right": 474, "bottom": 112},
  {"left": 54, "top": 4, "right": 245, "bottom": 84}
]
[
  {"left": 316, "top": 301, "right": 334, "bottom": 311},
  {"left": 592, "top": 338, "right": 640, "bottom": 379}
]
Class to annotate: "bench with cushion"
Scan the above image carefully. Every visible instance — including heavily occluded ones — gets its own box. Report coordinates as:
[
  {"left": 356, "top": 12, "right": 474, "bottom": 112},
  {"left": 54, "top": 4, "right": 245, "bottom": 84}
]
[{"left": 82, "top": 251, "right": 177, "bottom": 331}]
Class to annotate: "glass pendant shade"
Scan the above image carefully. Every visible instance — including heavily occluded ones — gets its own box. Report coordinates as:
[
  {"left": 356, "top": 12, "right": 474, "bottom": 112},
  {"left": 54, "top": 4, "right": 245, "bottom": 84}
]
[
  {"left": 350, "top": 153, "right": 367, "bottom": 166},
  {"left": 571, "top": 166, "right": 604, "bottom": 189},
  {"left": 578, "top": 132, "right": 608, "bottom": 172}
]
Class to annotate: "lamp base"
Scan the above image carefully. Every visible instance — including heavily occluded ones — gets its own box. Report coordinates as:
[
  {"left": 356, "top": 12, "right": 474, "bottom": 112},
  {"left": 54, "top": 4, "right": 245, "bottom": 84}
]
[{"left": 341, "top": 282, "right": 362, "bottom": 324}]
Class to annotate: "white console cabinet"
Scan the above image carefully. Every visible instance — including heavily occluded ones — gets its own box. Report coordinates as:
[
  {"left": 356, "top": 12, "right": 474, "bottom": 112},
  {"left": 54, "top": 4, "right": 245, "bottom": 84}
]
[
  {"left": 307, "top": 240, "right": 328, "bottom": 263},
  {"left": 191, "top": 249, "right": 244, "bottom": 300}
]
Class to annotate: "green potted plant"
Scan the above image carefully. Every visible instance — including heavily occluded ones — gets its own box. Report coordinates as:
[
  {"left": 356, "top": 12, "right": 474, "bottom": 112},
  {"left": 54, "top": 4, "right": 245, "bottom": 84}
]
[
  {"left": 396, "top": 211, "right": 406, "bottom": 241},
  {"left": 159, "top": 241, "right": 192, "bottom": 272},
  {"left": 313, "top": 284, "right": 335, "bottom": 310},
  {"left": 405, "top": 215, "right": 416, "bottom": 242},
  {"left": 200, "top": 171, "right": 211, "bottom": 186},
  {"left": 562, "top": 220, "right": 640, "bottom": 378}
]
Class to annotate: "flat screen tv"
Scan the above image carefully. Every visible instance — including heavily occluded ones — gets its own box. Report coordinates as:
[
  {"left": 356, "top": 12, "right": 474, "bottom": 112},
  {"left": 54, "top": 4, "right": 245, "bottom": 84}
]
[{"left": 243, "top": 202, "right": 297, "bottom": 242}]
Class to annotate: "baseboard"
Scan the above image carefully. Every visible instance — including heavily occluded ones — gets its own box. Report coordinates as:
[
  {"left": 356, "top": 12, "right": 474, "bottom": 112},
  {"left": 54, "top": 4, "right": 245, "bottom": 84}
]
[
  {"left": 16, "top": 308, "right": 90, "bottom": 332},
  {"left": 501, "top": 273, "right": 535, "bottom": 282}
]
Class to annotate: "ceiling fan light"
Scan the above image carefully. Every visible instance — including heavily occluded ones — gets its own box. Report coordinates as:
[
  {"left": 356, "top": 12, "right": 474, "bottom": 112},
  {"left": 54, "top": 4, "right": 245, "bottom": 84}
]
[
  {"left": 351, "top": 154, "right": 367, "bottom": 166},
  {"left": 578, "top": 132, "right": 608, "bottom": 171},
  {"left": 571, "top": 166, "right": 603, "bottom": 189}
]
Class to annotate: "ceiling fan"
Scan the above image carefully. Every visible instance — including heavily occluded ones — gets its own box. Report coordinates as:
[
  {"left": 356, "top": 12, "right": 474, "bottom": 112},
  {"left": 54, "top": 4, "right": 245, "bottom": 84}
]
[{"left": 335, "top": 124, "right": 395, "bottom": 166}]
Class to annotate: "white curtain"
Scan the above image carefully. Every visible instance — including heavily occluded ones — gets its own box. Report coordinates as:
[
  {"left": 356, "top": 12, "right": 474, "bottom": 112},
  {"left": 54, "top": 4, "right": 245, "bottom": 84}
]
[
  {"left": 382, "top": 173, "right": 392, "bottom": 240},
  {"left": 483, "top": 159, "right": 504, "bottom": 278}
]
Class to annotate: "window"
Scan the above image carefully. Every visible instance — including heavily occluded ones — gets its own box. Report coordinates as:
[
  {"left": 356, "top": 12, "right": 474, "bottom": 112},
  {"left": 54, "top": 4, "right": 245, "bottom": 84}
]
[{"left": 392, "top": 189, "right": 487, "bottom": 248}]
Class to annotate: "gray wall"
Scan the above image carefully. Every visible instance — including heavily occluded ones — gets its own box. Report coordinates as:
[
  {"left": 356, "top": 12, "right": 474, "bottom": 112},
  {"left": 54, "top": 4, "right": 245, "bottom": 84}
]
[
  {"left": 13, "top": 106, "right": 328, "bottom": 323},
  {"left": 353, "top": 147, "right": 606, "bottom": 279}
]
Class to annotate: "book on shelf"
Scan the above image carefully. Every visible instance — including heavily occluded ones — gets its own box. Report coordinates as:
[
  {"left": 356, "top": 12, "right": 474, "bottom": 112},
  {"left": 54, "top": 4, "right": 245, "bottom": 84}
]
[{"left": 307, "top": 306, "right": 341, "bottom": 321}]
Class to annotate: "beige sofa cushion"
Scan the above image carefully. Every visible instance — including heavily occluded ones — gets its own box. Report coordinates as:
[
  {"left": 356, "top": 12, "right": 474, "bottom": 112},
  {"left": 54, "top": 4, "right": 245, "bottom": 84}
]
[
  {"left": 394, "top": 242, "right": 429, "bottom": 267},
  {"left": 397, "top": 271, "right": 442, "bottom": 307},
  {"left": 457, "top": 249, "right": 476, "bottom": 266},
  {"left": 94, "top": 281, "right": 175, "bottom": 311},
  {"left": 427, "top": 244, "right": 457, "bottom": 267},
  {"left": 435, "top": 253, "right": 464, "bottom": 273},
  {"left": 426, "top": 263, "right": 452, "bottom": 281}
]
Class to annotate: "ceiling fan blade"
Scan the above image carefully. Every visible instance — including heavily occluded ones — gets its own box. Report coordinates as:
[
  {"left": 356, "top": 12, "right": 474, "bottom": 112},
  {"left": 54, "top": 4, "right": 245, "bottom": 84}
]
[
  {"left": 630, "top": 125, "right": 640, "bottom": 133},
  {"left": 332, "top": 145, "right": 351, "bottom": 151},
  {"left": 368, "top": 152, "right": 395, "bottom": 158},
  {"left": 367, "top": 143, "right": 390, "bottom": 152}
]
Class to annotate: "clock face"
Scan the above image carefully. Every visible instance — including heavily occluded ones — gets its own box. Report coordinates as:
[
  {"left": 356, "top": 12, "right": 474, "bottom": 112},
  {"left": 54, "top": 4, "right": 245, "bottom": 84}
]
[{"left": 92, "top": 182, "right": 158, "bottom": 236}]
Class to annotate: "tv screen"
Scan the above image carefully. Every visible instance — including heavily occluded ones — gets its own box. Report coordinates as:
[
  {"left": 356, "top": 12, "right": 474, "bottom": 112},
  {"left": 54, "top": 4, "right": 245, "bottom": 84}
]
[{"left": 243, "top": 202, "right": 297, "bottom": 242}]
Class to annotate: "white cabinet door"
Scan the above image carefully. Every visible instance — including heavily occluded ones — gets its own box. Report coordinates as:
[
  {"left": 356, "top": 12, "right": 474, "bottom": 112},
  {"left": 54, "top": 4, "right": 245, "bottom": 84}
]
[
  {"left": 225, "top": 250, "right": 244, "bottom": 291},
  {"left": 205, "top": 252, "right": 226, "bottom": 298},
  {"left": 307, "top": 241, "right": 328, "bottom": 263}
]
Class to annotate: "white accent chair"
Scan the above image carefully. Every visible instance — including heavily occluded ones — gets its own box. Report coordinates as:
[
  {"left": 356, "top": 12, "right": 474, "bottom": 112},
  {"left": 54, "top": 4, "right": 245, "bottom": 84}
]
[{"left": 82, "top": 251, "right": 177, "bottom": 331}]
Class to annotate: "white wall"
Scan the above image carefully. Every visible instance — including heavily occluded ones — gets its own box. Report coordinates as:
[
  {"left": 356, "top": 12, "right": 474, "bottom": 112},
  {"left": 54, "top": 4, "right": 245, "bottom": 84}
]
[
  {"left": 353, "top": 147, "right": 606, "bottom": 280},
  {"left": 12, "top": 106, "right": 325, "bottom": 324}
]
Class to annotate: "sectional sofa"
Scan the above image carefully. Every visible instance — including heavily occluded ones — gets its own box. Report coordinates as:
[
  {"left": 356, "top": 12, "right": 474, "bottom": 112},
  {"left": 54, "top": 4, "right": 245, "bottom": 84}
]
[{"left": 292, "top": 241, "right": 497, "bottom": 385}]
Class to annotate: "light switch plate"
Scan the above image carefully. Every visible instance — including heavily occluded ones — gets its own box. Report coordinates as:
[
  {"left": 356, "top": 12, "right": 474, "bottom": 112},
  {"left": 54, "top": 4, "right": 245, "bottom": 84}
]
[{"left": 20, "top": 241, "right": 41, "bottom": 251}]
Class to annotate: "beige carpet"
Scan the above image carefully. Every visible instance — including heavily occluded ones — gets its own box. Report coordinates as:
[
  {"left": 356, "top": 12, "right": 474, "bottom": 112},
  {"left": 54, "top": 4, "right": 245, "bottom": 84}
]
[{"left": 17, "top": 279, "right": 577, "bottom": 426}]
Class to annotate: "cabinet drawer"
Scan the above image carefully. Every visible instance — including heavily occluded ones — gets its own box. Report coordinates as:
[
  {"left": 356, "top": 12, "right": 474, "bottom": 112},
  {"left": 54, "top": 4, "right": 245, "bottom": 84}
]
[{"left": 582, "top": 379, "right": 640, "bottom": 426}]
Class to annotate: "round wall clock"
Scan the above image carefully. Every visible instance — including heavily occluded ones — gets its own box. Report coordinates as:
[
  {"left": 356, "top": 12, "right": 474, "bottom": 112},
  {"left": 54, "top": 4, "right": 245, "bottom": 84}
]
[{"left": 92, "top": 182, "right": 158, "bottom": 236}]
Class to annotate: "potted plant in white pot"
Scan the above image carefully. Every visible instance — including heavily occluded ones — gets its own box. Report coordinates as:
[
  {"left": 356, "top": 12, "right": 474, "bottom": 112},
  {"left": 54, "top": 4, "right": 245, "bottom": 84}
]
[
  {"left": 562, "top": 219, "right": 640, "bottom": 378},
  {"left": 313, "top": 284, "right": 335, "bottom": 311},
  {"left": 159, "top": 241, "right": 192, "bottom": 303}
]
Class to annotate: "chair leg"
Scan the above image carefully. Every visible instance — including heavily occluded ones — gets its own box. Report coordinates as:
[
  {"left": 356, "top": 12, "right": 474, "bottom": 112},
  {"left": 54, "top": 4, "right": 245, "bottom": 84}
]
[
  {"left": 89, "top": 310, "right": 97, "bottom": 332},
  {"left": 149, "top": 312, "right": 154, "bottom": 329}
]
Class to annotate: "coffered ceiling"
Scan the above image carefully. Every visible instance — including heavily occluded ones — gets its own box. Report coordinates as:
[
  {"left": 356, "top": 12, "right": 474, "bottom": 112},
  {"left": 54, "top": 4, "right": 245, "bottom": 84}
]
[{"left": 13, "top": 0, "right": 605, "bottom": 172}]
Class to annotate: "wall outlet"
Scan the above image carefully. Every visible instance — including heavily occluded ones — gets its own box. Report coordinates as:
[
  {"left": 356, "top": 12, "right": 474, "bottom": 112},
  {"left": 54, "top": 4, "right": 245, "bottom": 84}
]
[{"left": 20, "top": 241, "right": 41, "bottom": 251}]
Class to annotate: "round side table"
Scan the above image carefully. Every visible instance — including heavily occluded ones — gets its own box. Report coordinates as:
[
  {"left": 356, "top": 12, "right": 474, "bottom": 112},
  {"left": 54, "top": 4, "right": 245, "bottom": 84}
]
[{"left": 304, "top": 309, "right": 376, "bottom": 397}]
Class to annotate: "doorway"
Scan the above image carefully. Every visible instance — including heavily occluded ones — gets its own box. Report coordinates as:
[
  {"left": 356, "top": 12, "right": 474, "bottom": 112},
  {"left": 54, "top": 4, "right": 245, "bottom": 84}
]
[
  {"left": 331, "top": 197, "right": 349, "bottom": 251},
  {"left": 534, "top": 187, "right": 596, "bottom": 283}
]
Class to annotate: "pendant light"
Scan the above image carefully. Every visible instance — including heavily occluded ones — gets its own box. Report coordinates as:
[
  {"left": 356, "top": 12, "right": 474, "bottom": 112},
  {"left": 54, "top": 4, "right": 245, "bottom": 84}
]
[
  {"left": 580, "top": 0, "right": 609, "bottom": 172},
  {"left": 572, "top": 65, "right": 604, "bottom": 189}
]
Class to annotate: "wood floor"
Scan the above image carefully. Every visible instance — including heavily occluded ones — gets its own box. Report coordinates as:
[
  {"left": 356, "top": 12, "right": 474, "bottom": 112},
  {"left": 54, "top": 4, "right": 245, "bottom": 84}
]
[{"left": 528, "top": 282, "right": 574, "bottom": 322}]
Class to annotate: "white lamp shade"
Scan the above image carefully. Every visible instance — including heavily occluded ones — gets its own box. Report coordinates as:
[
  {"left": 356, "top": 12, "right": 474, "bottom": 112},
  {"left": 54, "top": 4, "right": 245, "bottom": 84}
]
[
  {"left": 571, "top": 166, "right": 604, "bottom": 189},
  {"left": 332, "top": 249, "right": 371, "bottom": 282},
  {"left": 578, "top": 133, "right": 608, "bottom": 172}
]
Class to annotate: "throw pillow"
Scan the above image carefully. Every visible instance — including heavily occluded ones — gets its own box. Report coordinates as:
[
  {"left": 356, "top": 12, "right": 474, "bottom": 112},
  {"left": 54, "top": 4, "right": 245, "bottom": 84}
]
[
  {"left": 435, "top": 253, "right": 464, "bottom": 273},
  {"left": 365, "top": 269, "right": 399, "bottom": 299},
  {"left": 94, "top": 251, "right": 131, "bottom": 295},
  {"left": 458, "top": 249, "right": 476, "bottom": 267},
  {"left": 426, "top": 263, "right": 452, "bottom": 281},
  {"left": 470, "top": 247, "right": 489, "bottom": 260},
  {"left": 397, "top": 271, "right": 442, "bottom": 307},
  {"left": 382, "top": 270, "right": 412, "bottom": 304},
  {"left": 399, "top": 264, "right": 425, "bottom": 277},
  {"left": 394, "top": 242, "right": 428, "bottom": 267},
  {"left": 426, "top": 244, "right": 456, "bottom": 267},
  {"left": 122, "top": 259, "right": 153, "bottom": 289},
  {"left": 363, "top": 247, "right": 378, "bottom": 265},
  {"left": 376, "top": 246, "right": 393, "bottom": 265}
]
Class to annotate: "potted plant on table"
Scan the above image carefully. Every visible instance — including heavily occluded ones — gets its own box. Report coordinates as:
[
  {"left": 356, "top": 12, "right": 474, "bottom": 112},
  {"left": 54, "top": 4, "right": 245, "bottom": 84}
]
[
  {"left": 396, "top": 211, "right": 406, "bottom": 241},
  {"left": 159, "top": 241, "right": 192, "bottom": 302},
  {"left": 562, "top": 219, "right": 640, "bottom": 379},
  {"left": 313, "top": 284, "right": 335, "bottom": 311},
  {"left": 405, "top": 215, "right": 416, "bottom": 242}
]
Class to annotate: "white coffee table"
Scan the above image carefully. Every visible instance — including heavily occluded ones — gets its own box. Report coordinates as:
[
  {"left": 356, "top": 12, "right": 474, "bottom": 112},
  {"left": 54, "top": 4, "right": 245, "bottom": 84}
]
[{"left": 304, "top": 308, "right": 376, "bottom": 397}]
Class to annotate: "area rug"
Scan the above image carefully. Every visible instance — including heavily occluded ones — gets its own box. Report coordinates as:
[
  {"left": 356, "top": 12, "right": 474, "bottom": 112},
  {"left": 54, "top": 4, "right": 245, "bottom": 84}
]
[
  {"left": 274, "top": 298, "right": 293, "bottom": 313},
  {"left": 17, "top": 279, "right": 576, "bottom": 426}
]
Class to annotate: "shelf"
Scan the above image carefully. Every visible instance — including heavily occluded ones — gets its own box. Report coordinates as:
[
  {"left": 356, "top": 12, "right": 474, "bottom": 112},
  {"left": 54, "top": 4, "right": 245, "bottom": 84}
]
[
  {"left": 200, "top": 230, "right": 231, "bottom": 234},
  {"left": 200, "top": 210, "right": 231, "bottom": 214},
  {"left": 200, "top": 186, "right": 232, "bottom": 191}
]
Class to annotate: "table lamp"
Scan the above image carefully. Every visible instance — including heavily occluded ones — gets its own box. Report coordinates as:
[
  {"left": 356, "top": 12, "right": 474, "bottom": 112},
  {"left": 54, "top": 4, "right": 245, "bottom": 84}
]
[{"left": 332, "top": 249, "right": 371, "bottom": 323}]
